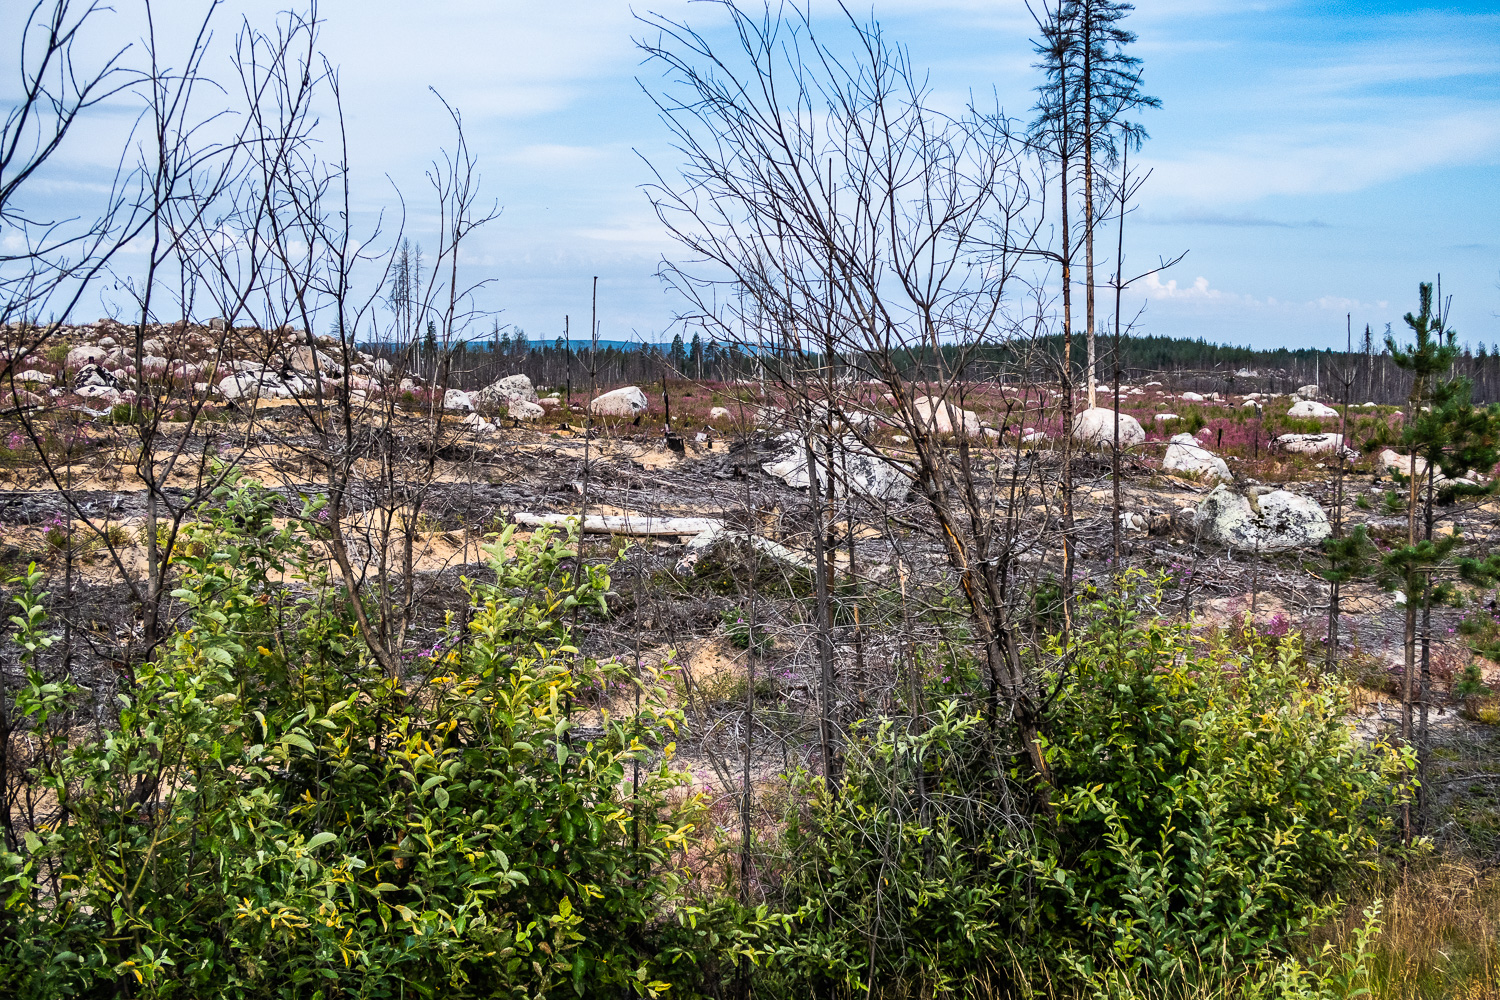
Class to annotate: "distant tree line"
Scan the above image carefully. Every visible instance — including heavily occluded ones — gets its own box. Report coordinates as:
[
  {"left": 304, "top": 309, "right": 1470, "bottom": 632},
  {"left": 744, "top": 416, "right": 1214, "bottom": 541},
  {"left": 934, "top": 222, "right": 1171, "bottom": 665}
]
[{"left": 366, "top": 326, "right": 1500, "bottom": 405}]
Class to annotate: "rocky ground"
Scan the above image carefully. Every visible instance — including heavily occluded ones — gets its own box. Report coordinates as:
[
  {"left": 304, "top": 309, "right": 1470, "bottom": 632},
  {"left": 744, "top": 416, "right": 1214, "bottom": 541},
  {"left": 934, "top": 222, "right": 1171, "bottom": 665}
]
[{"left": 3, "top": 321, "right": 1498, "bottom": 849}]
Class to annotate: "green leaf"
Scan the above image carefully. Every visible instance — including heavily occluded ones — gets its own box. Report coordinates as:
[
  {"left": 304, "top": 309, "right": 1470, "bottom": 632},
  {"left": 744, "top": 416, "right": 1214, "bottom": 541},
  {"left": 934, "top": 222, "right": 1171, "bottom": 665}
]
[
  {"left": 305, "top": 831, "right": 338, "bottom": 851},
  {"left": 282, "top": 732, "right": 316, "bottom": 754}
]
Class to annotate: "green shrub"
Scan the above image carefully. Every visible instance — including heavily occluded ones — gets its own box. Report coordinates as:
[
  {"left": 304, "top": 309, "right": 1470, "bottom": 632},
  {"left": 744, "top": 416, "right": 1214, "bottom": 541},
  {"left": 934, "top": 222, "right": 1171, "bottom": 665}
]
[
  {"left": 0, "top": 478, "right": 709, "bottom": 999},
  {"left": 757, "top": 576, "right": 1410, "bottom": 998},
  {"left": 721, "top": 604, "right": 771, "bottom": 652}
]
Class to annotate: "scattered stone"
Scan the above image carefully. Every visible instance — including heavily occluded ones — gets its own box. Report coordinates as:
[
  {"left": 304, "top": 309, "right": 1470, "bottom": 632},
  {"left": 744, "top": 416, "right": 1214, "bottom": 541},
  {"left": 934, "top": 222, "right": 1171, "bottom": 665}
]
[
  {"left": 1181, "top": 391, "right": 1205, "bottom": 402},
  {"left": 13, "top": 370, "right": 52, "bottom": 385},
  {"left": 1154, "top": 413, "right": 1179, "bottom": 422},
  {"left": 709, "top": 406, "right": 732, "bottom": 420},
  {"left": 590, "top": 386, "right": 650, "bottom": 419},
  {"left": 443, "top": 389, "right": 475, "bottom": 412},
  {"left": 1071, "top": 407, "right": 1145, "bottom": 448},
  {"left": 1295, "top": 384, "right": 1319, "bottom": 400},
  {"left": 1163, "top": 432, "right": 1232, "bottom": 482},
  {"left": 1195, "top": 484, "right": 1331, "bottom": 553}
]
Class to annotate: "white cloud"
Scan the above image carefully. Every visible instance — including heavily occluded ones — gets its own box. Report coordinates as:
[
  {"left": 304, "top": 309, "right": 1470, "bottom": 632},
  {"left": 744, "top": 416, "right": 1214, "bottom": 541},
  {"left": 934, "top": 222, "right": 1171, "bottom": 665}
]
[{"left": 1140, "top": 274, "right": 1256, "bottom": 305}]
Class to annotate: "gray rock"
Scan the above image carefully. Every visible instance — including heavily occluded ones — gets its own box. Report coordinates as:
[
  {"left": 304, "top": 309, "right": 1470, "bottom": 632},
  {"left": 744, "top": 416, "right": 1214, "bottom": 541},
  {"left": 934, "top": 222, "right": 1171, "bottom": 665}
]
[
  {"left": 589, "top": 386, "right": 650, "bottom": 418},
  {"left": 1163, "top": 432, "right": 1232, "bottom": 482},
  {"left": 761, "top": 432, "right": 909, "bottom": 501},
  {"left": 1275, "top": 432, "right": 1352, "bottom": 457},
  {"left": 474, "top": 373, "right": 539, "bottom": 410},
  {"left": 66, "top": 345, "right": 102, "bottom": 369},
  {"left": 508, "top": 399, "right": 545, "bottom": 421},
  {"left": 1296, "top": 384, "right": 1319, "bottom": 400},
  {"left": 1194, "top": 484, "right": 1331, "bottom": 553},
  {"left": 1071, "top": 407, "right": 1145, "bottom": 448},
  {"left": 1287, "top": 399, "right": 1338, "bottom": 419},
  {"left": 912, "top": 395, "right": 980, "bottom": 436},
  {"left": 73, "top": 363, "right": 119, "bottom": 391}
]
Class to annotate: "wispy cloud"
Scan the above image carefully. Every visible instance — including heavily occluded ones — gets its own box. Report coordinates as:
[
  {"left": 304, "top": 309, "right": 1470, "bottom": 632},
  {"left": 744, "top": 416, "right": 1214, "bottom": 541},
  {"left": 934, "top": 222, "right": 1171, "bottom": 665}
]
[{"left": 1141, "top": 210, "right": 1329, "bottom": 229}]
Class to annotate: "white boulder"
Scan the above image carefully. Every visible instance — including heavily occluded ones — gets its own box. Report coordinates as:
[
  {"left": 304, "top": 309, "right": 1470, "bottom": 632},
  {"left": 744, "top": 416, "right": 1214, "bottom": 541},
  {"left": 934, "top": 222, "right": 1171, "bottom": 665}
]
[
  {"left": 1287, "top": 399, "right": 1339, "bottom": 419},
  {"left": 590, "top": 386, "right": 650, "bottom": 419},
  {"left": 1275, "top": 432, "right": 1351, "bottom": 457},
  {"left": 217, "top": 373, "right": 269, "bottom": 401},
  {"left": 1181, "top": 391, "right": 1205, "bottom": 402},
  {"left": 708, "top": 406, "right": 732, "bottom": 420},
  {"left": 912, "top": 396, "right": 981, "bottom": 437},
  {"left": 66, "top": 345, "right": 105, "bottom": 369},
  {"left": 1071, "top": 407, "right": 1145, "bottom": 449},
  {"left": 443, "top": 389, "right": 474, "bottom": 412},
  {"left": 1378, "top": 449, "right": 1440, "bottom": 481},
  {"left": 1195, "top": 485, "right": 1331, "bottom": 553},
  {"left": 1154, "top": 413, "right": 1179, "bottom": 422},
  {"left": 1296, "top": 384, "right": 1320, "bottom": 400},
  {"left": 508, "top": 399, "right": 545, "bottom": 421},
  {"left": 1163, "top": 432, "right": 1232, "bottom": 483},
  {"left": 761, "top": 432, "right": 908, "bottom": 501}
]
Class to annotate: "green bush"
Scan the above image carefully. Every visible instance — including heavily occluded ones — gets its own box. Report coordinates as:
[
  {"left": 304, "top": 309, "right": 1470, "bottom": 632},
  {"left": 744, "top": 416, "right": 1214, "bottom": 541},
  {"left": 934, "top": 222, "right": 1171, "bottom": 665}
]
[
  {"left": 0, "top": 478, "right": 709, "bottom": 999},
  {"left": 756, "top": 577, "right": 1411, "bottom": 998}
]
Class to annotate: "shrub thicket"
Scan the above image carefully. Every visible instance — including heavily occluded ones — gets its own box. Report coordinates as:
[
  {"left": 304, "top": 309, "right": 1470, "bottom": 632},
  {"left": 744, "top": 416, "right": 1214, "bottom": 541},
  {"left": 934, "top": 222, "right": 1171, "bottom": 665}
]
[{"left": 0, "top": 490, "right": 1411, "bottom": 999}]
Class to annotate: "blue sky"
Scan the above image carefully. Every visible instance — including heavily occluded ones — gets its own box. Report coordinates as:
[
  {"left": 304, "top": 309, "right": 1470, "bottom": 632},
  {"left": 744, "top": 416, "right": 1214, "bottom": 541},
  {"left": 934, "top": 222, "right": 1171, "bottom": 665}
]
[{"left": 8, "top": 0, "right": 1499, "bottom": 351}]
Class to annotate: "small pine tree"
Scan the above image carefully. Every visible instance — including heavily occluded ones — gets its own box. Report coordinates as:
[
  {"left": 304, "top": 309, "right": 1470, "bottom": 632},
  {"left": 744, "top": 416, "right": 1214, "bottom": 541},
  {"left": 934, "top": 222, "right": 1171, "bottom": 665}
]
[{"left": 1379, "top": 283, "right": 1500, "bottom": 835}]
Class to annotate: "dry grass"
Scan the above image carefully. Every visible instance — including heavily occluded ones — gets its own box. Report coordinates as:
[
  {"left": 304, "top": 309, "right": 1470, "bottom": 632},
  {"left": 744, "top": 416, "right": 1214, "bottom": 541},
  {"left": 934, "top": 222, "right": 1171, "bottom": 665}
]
[{"left": 1317, "top": 859, "right": 1500, "bottom": 1000}]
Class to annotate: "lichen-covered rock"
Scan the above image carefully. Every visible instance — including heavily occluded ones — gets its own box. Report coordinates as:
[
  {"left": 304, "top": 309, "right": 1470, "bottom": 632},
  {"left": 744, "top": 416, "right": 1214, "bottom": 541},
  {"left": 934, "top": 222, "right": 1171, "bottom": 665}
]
[
  {"left": 589, "top": 386, "right": 649, "bottom": 418},
  {"left": 1071, "top": 407, "right": 1145, "bottom": 448},
  {"left": 1378, "top": 448, "right": 1441, "bottom": 481},
  {"left": 1287, "top": 399, "right": 1338, "bottom": 418},
  {"left": 508, "top": 399, "right": 545, "bottom": 421},
  {"left": 474, "top": 373, "right": 538, "bottom": 410},
  {"left": 761, "top": 432, "right": 908, "bottom": 501},
  {"left": 1195, "top": 485, "right": 1331, "bottom": 553},
  {"left": 443, "top": 389, "right": 474, "bottom": 412},
  {"left": 1275, "top": 432, "right": 1351, "bottom": 457},
  {"left": 1163, "top": 432, "right": 1232, "bottom": 482}
]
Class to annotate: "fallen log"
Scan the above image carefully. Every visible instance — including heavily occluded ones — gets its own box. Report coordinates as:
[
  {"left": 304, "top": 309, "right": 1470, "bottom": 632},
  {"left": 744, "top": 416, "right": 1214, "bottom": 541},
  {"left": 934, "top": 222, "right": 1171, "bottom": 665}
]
[{"left": 512, "top": 512, "right": 723, "bottom": 536}]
